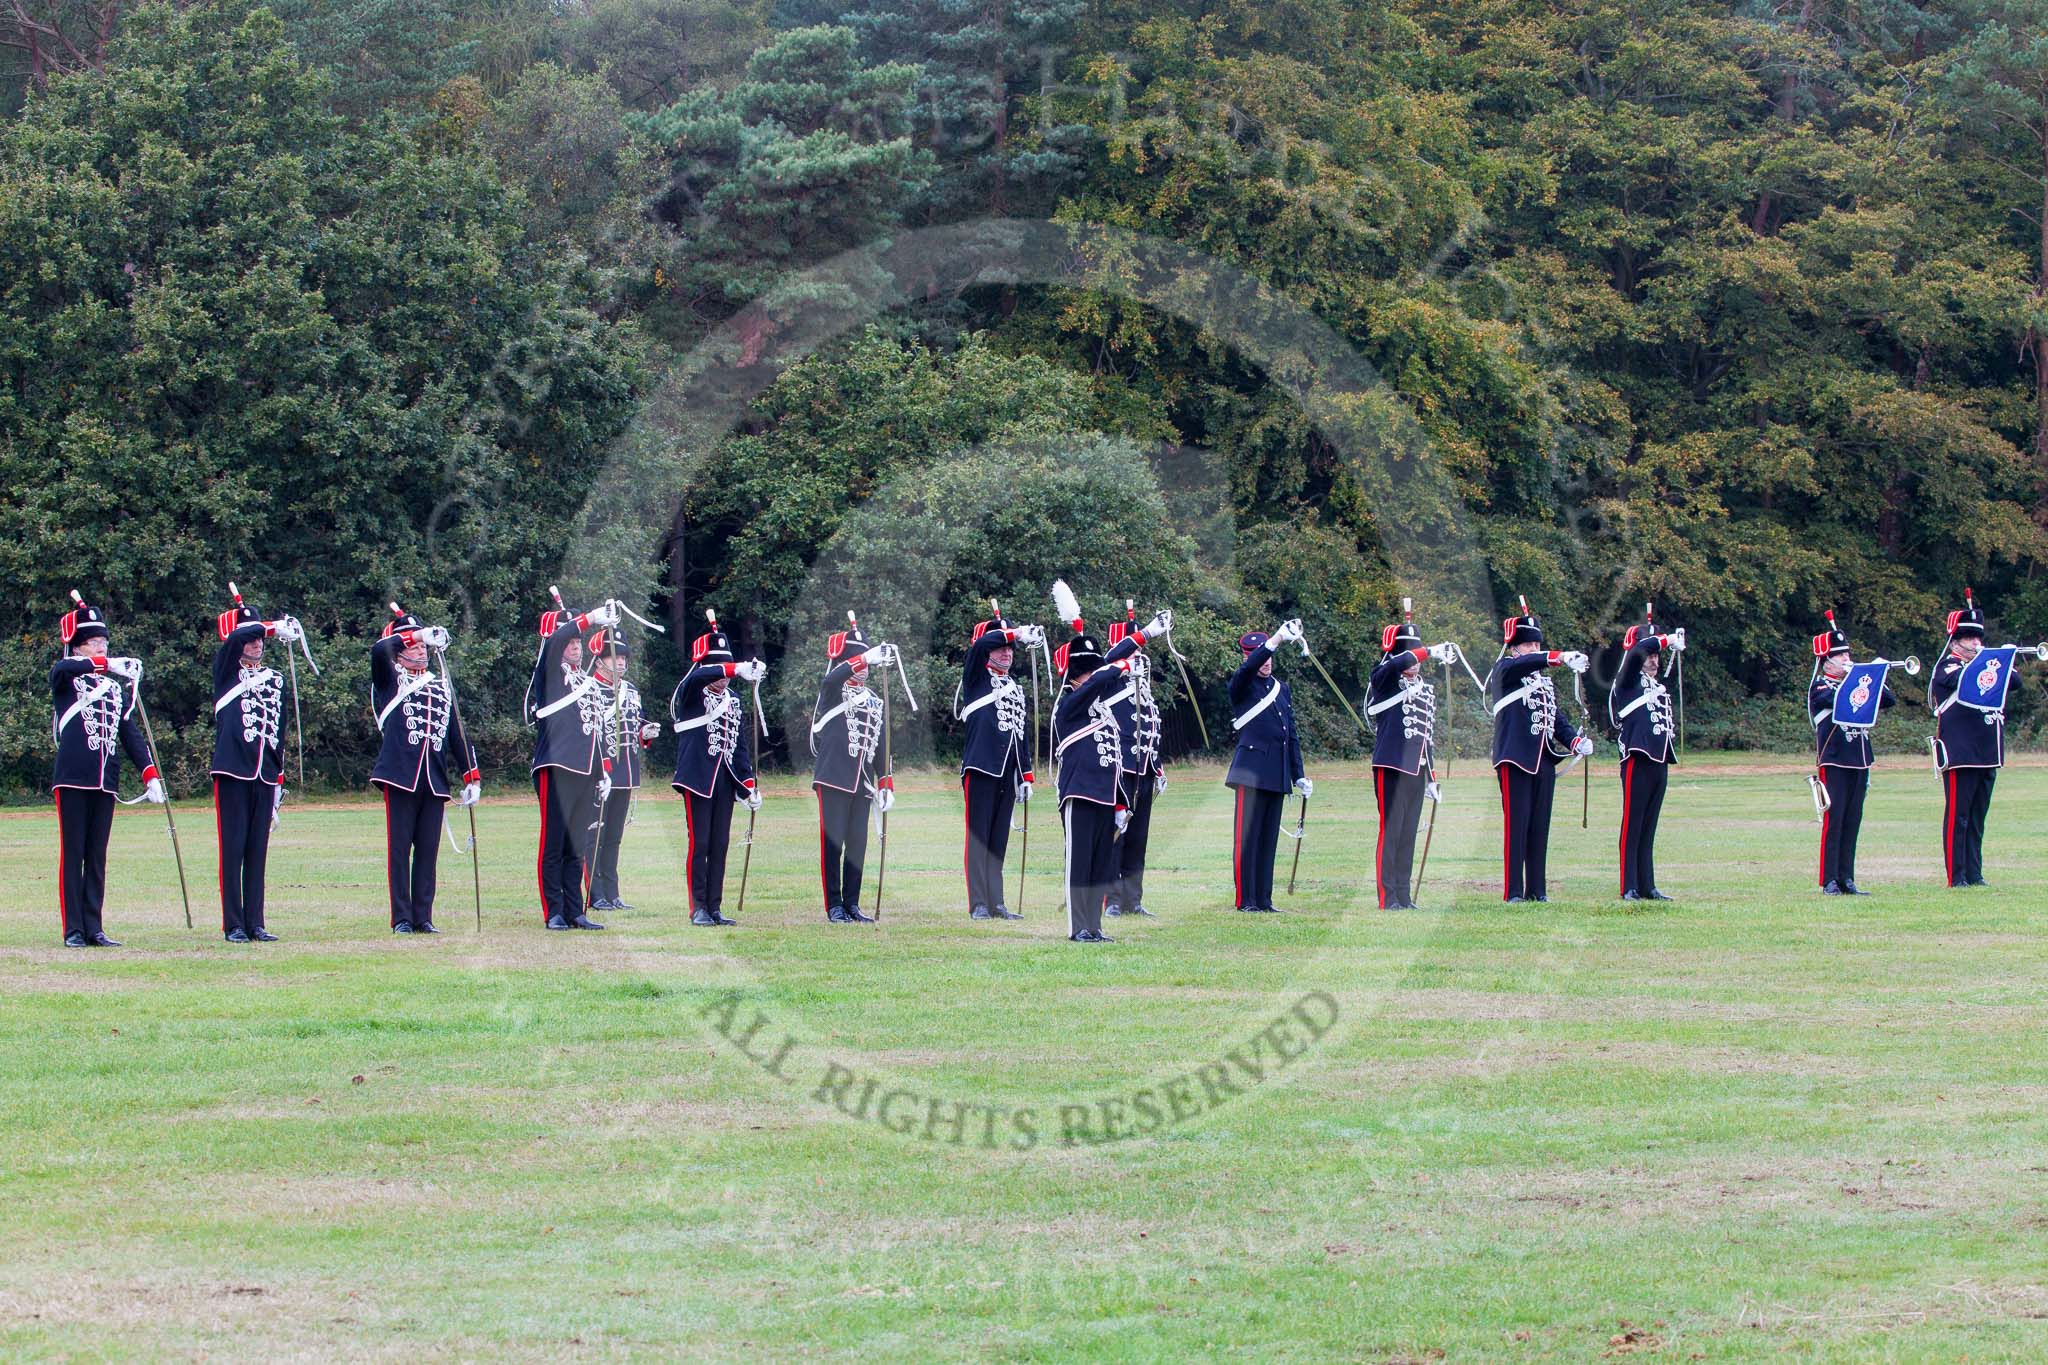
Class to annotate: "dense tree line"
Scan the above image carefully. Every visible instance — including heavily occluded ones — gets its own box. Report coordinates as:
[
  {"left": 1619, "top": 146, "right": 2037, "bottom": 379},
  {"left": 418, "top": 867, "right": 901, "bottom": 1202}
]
[{"left": 2, "top": 0, "right": 2044, "bottom": 792}]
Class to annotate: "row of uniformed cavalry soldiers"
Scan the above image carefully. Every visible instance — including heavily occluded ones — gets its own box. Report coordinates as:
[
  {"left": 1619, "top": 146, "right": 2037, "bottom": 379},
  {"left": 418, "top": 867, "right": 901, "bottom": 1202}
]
[{"left": 45, "top": 582, "right": 2036, "bottom": 947}]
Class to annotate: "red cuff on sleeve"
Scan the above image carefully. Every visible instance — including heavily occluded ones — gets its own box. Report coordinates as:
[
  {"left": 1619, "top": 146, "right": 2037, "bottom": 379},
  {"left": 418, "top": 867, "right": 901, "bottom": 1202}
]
[
  {"left": 141, "top": 765, "right": 159, "bottom": 783},
  {"left": 877, "top": 775, "right": 894, "bottom": 791},
  {"left": 399, "top": 629, "right": 419, "bottom": 648},
  {"left": 462, "top": 768, "right": 480, "bottom": 784},
  {"left": 1546, "top": 651, "right": 1562, "bottom": 665},
  {"left": 574, "top": 613, "right": 590, "bottom": 631},
  {"left": 601, "top": 758, "right": 613, "bottom": 774},
  {"left": 722, "top": 663, "right": 738, "bottom": 678},
  {"left": 89, "top": 657, "right": 108, "bottom": 672},
  {"left": 1132, "top": 630, "right": 1147, "bottom": 647},
  {"left": 742, "top": 777, "right": 756, "bottom": 790},
  {"left": 1411, "top": 647, "right": 1430, "bottom": 663},
  {"left": 1022, "top": 770, "right": 1035, "bottom": 784}
]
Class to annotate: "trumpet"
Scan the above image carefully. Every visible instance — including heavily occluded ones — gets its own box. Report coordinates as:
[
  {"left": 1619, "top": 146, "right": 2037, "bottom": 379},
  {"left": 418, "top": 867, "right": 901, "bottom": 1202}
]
[
  {"left": 1996, "top": 642, "right": 2048, "bottom": 662},
  {"left": 1878, "top": 654, "right": 1921, "bottom": 677}
]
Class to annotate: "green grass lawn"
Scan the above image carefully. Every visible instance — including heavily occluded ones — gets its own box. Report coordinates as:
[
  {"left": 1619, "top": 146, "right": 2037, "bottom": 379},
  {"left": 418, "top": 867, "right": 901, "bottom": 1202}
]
[{"left": 3, "top": 754, "right": 2045, "bottom": 1360}]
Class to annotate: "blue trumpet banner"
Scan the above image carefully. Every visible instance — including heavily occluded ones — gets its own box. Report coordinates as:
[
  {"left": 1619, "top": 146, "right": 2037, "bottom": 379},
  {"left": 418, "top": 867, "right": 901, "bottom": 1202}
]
[
  {"left": 1952, "top": 645, "right": 2019, "bottom": 713},
  {"left": 1831, "top": 661, "right": 1891, "bottom": 728}
]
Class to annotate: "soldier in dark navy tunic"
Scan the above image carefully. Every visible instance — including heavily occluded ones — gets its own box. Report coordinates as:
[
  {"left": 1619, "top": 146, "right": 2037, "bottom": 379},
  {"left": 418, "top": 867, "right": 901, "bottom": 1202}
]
[
  {"left": 1367, "top": 607, "right": 1452, "bottom": 910},
  {"left": 1608, "top": 616, "right": 1683, "bottom": 901},
  {"left": 1930, "top": 591, "right": 2014, "bottom": 888},
  {"left": 585, "top": 628, "right": 659, "bottom": 913},
  {"left": 1226, "top": 621, "right": 1307, "bottom": 913},
  {"left": 1104, "top": 606, "right": 1166, "bottom": 920},
  {"left": 957, "top": 611, "right": 1045, "bottom": 920},
  {"left": 1807, "top": 614, "right": 1894, "bottom": 895},
  {"left": 209, "top": 589, "right": 304, "bottom": 941},
  {"left": 671, "top": 618, "right": 763, "bottom": 926},
  {"left": 369, "top": 607, "right": 479, "bottom": 934},
  {"left": 1487, "top": 608, "right": 1591, "bottom": 903},
  {"left": 809, "top": 618, "right": 895, "bottom": 923},
  {"left": 1050, "top": 609, "right": 1163, "bottom": 942},
  {"left": 528, "top": 601, "right": 618, "bottom": 930},
  {"left": 50, "top": 597, "right": 161, "bottom": 947}
]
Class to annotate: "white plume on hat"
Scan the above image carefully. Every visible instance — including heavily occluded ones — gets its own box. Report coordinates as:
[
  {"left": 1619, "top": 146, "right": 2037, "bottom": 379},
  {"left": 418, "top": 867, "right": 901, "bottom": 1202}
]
[{"left": 1051, "top": 579, "right": 1083, "bottom": 632}]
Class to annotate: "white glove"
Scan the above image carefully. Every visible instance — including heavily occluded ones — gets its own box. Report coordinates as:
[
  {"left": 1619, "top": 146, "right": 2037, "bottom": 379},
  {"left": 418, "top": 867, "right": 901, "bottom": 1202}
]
[
  {"left": 417, "top": 626, "right": 451, "bottom": 650},
  {"left": 144, "top": 777, "right": 166, "bottom": 804},
  {"left": 1294, "top": 777, "right": 1313, "bottom": 798},
  {"left": 1560, "top": 650, "right": 1589, "bottom": 674},
  {"left": 1270, "top": 619, "right": 1302, "bottom": 645},
  {"left": 1015, "top": 624, "right": 1045, "bottom": 648},
  {"left": 861, "top": 643, "right": 896, "bottom": 668},
  {"left": 1115, "top": 807, "right": 1131, "bottom": 834},
  {"left": 586, "top": 601, "right": 622, "bottom": 628},
  {"left": 1017, "top": 778, "right": 1033, "bottom": 802},
  {"left": 272, "top": 785, "right": 285, "bottom": 832},
  {"left": 744, "top": 787, "right": 763, "bottom": 812},
  {"left": 736, "top": 659, "right": 767, "bottom": 683},
  {"left": 1142, "top": 610, "right": 1172, "bottom": 639},
  {"left": 597, "top": 773, "right": 613, "bottom": 804},
  {"left": 1425, "top": 780, "right": 1442, "bottom": 803},
  {"left": 1573, "top": 736, "right": 1595, "bottom": 758},
  {"left": 272, "top": 617, "right": 304, "bottom": 644},
  {"left": 640, "top": 723, "right": 662, "bottom": 743},
  {"left": 1154, "top": 771, "right": 1168, "bottom": 797},
  {"left": 459, "top": 782, "right": 480, "bottom": 807},
  {"left": 1667, "top": 629, "right": 1686, "bottom": 654},
  {"left": 875, "top": 787, "right": 895, "bottom": 814},
  {"left": 1429, "top": 641, "right": 1456, "bottom": 664},
  {"left": 105, "top": 656, "right": 143, "bottom": 683}
]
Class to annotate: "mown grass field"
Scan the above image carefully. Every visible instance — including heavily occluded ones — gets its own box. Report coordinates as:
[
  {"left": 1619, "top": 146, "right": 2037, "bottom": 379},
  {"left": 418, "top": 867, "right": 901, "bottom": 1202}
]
[{"left": 2, "top": 754, "right": 2046, "bottom": 1360}]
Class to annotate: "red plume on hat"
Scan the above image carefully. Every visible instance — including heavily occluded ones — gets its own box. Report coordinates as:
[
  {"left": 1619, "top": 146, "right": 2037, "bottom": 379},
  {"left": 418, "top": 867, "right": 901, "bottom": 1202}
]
[
  {"left": 1945, "top": 586, "right": 1986, "bottom": 639},
  {"left": 1812, "top": 608, "right": 1851, "bottom": 658}
]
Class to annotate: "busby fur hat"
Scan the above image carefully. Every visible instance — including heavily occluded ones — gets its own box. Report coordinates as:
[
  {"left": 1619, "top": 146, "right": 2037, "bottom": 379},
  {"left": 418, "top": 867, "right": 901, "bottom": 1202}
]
[
  {"left": 1623, "top": 602, "right": 1662, "bottom": 653},
  {"left": 1381, "top": 597, "right": 1421, "bottom": 655},
  {"left": 828, "top": 611, "right": 869, "bottom": 662},
  {"left": 1050, "top": 578, "right": 1101, "bottom": 678},
  {"left": 1107, "top": 599, "right": 1138, "bottom": 647},
  {"left": 1501, "top": 601, "right": 1544, "bottom": 650},
  {"left": 383, "top": 602, "right": 423, "bottom": 639},
  {"left": 216, "top": 583, "right": 259, "bottom": 640},
  {"left": 1811, "top": 609, "right": 1850, "bottom": 658},
  {"left": 1055, "top": 631, "right": 1104, "bottom": 678},
  {"left": 692, "top": 608, "right": 733, "bottom": 665},
  {"left": 60, "top": 591, "right": 108, "bottom": 648},
  {"left": 1945, "top": 588, "right": 1986, "bottom": 641}
]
